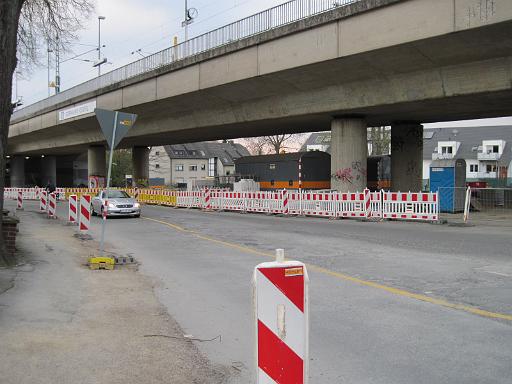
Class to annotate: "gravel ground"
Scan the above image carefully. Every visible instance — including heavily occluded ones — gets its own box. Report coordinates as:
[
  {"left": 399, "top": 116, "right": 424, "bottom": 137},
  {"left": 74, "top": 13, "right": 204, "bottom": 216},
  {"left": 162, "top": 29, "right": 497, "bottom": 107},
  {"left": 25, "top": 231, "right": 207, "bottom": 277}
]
[{"left": 0, "top": 207, "right": 229, "bottom": 384}]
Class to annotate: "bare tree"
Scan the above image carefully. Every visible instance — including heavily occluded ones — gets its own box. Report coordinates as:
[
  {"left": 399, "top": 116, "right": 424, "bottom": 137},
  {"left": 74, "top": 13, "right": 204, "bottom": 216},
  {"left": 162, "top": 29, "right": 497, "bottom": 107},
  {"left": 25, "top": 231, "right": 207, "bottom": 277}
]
[
  {"left": 0, "top": 0, "right": 93, "bottom": 265},
  {"left": 265, "top": 134, "right": 306, "bottom": 154},
  {"left": 240, "top": 134, "right": 307, "bottom": 155},
  {"left": 242, "top": 137, "right": 268, "bottom": 155}
]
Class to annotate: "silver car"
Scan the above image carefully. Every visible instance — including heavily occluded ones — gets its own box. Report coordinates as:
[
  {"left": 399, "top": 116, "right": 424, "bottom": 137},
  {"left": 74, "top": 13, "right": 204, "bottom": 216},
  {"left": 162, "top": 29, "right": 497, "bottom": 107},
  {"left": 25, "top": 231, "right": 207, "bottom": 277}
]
[{"left": 91, "top": 190, "right": 141, "bottom": 218}]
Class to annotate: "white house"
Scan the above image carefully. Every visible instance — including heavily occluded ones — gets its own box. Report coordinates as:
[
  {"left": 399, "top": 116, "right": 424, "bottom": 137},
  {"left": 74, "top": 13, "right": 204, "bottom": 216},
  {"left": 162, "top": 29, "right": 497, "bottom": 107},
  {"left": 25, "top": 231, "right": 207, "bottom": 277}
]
[{"left": 423, "top": 126, "right": 512, "bottom": 186}]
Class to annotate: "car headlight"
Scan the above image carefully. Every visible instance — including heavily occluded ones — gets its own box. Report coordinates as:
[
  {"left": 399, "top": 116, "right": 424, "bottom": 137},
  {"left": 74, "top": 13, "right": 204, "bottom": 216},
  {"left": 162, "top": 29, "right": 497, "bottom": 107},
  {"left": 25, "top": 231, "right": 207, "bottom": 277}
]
[
  {"left": 133, "top": 202, "right": 140, "bottom": 208},
  {"left": 108, "top": 202, "right": 116, "bottom": 208}
]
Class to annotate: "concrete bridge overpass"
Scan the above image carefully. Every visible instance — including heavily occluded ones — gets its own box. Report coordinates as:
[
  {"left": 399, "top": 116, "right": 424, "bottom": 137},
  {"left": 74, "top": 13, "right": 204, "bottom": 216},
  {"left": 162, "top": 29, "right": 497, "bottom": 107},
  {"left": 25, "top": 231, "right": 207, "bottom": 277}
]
[{"left": 7, "top": 0, "right": 512, "bottom": 190}]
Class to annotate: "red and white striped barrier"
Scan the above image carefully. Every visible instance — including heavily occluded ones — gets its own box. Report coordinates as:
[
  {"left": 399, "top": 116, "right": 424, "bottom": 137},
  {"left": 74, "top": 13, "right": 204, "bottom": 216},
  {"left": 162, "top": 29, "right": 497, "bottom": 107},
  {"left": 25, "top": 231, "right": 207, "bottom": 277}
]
[
  {"left": 40, "top": 191, "right": 48, "bottom": 212},
  {"left": 203, "top": 188, "right": 212, "bottom": 210},
  {"left": 16, "top": 191, "right": 23, "bottom": 210},
  {"left": 47, "top": 193, "right": 57, "bottom": 218},
  {"left": 282, "top": 190, "right": 289, "bottom": 215},
  {"left": 254, "top": 249, "right": 309, "bottom": 384},
  {"left": 68, "top": 195, "right": 78, "bottom": 224},
  {"left": 382, "top": 192, "right": 439, "bottom": 221},
  {"left": 79, "top": 195, "right": 91, "bottom": 232}
]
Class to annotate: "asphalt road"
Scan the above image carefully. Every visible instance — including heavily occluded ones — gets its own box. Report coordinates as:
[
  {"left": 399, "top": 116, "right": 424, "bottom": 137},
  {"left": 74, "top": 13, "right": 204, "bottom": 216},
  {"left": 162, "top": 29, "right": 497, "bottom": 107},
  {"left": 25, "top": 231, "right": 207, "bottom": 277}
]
[{"left": 7, "top": 200, "right": 512, "bottom": 383}]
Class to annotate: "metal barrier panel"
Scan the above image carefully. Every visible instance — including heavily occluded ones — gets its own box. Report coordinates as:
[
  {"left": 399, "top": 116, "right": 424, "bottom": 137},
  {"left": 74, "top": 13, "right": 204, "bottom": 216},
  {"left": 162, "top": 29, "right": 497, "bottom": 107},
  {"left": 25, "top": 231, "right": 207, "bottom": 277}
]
[
  {"left": 301, "top": 192, "right": 336, "bottom": 217},
  {"left": 382, "top": 192, "right": 438, "bottom": 221},
  {"left": 335, "top": 192, "right": 366, "bottom": 218},
  {"left": 370, "top": 191, "right": 382, "bottom": 219},
  {"left": 222, "top": 192, "right": 245, "bottom": 211},
  {"left": 288, "top": 191, "right": 303, "bottom": 215}
]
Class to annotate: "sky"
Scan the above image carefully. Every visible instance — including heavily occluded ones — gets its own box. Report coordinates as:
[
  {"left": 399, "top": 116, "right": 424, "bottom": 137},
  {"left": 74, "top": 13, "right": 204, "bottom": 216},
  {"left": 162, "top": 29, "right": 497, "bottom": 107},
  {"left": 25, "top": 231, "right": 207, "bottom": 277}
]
[{"left": 12, "top": 0, "right": 512, "bottom": 129}]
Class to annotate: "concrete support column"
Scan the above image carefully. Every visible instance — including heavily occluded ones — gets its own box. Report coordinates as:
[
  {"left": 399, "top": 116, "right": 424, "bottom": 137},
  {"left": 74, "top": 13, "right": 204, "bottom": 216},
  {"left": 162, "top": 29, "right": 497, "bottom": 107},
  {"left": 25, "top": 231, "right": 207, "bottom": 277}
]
[
  {"left": 132, "top": 146, "right": 150, "bottom": 187},
  {"left": 87, "top": 146, "right": 106, "bottom": 178},
  {"left": 10, "top": 156, "right": 25, "bottom": 187},
  {"left": 330, "top": 117, "right": 367, "bottom": 192},
  {"left": 41, "top": 156, "right": 57, "bottom": 186},
  {"left": 391, "top": 123, "right": 423, "bottom": 192}
]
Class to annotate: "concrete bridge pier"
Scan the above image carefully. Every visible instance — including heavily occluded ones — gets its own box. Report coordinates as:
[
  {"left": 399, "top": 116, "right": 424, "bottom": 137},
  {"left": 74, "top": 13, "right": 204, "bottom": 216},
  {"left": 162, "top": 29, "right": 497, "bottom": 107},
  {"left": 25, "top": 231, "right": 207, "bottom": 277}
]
[
  {"left": 10, "top": 156, "right": 25, "bottom": 187},
  {"left": 391, "top": 123, "right": 423, "bottom": 192},
  {"left": 132, "top": 146, "right": 150, "bottom": 187},
  {"left": 88, "top": 145, "right": 106, "bottom": 181},
  {"left": 330, "top": 117, "right": 367, "bottom": 192},
  {"left": 41, "top": 156, "right": 57, "bottom": 187}
]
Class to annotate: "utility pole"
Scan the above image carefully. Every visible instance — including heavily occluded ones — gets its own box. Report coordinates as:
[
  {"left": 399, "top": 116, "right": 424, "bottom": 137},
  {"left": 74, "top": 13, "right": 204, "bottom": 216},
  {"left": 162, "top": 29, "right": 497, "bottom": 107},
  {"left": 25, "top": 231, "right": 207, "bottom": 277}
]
[
  {"left": 55, "top": 34, "right": 60, "bottom": 94},
  {"left": 47, "top": 42, "right": 53, "bottom": 97},
  {"left": 182, "top": 0, "right": 197, "bottom": 43},
  {"left": 98, "top": 16, "right": 106, "bottom": 76}
]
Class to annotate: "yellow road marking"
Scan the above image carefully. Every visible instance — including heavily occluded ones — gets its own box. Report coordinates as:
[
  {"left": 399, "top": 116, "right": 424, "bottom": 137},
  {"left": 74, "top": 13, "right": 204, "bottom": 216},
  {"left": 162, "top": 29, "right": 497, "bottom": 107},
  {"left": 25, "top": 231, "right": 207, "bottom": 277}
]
[{"left": 142, "top": 216, "right": 512, "bottom": 322}]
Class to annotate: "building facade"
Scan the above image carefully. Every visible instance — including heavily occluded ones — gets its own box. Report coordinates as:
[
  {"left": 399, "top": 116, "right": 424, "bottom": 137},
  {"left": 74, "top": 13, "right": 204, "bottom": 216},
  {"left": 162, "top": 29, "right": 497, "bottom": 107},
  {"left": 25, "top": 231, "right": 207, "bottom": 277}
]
[
  {"left": 423, "top": 126, "right": 512, "bottom": 187},
  {"left": 149, "top": 141, "right": 250, "bottom": 188}
]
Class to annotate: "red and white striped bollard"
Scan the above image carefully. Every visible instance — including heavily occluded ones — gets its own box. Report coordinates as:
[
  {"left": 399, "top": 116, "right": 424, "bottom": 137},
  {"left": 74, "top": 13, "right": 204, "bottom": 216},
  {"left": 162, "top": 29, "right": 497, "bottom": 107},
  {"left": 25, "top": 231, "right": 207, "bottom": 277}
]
[
  {"left": 47, "top": 192, "right": 57, "bottom": 218},
  {"left": 364, "top": 188, "right": 371, "bottom": 219},
  {"left": 16, "top": 191, "right": 23, "bottom": 210},
  {"left": 282, "top": 190, "right": 289, "bottom": 215},
  {"left": 254, "top": 249, "right": 309, "bottom": 384},
  {"left": 79, "top": 195, "right": 91, "bottom": 232},
  {"left": 68, "top": 195, "right": 78, "bottom": 224},
  {"left": 40, "top": 191, "right": 48, "bottom": 212},
  {"left": 203, "top": 188, "right": 211, "bottom": 210}
]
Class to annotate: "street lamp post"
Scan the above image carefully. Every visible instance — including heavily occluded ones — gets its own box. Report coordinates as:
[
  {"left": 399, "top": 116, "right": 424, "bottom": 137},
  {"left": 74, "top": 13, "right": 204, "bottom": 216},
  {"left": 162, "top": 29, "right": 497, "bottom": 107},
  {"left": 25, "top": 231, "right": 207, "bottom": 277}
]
[{"left": 98, "top": 16, "right": 106, "bottom": 77}]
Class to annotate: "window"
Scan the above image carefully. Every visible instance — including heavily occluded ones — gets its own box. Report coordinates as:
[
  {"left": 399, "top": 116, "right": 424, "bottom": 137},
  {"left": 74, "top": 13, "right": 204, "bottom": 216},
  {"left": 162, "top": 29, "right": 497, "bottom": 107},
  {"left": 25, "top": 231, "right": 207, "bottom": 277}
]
[
  {"left": 226, "top": 170, "right": 231, "bottom": 175},
  {"left": 469, "top": 164, "right": 478, "bottom": 173},
  {"left": 441, "top": 146, "right": 453, "bottom": 154},
  {"left": 155, "top": 151, "right": 160, "bottom": 156},
  {"left": 269, "top": 163, "right": 276, "bottom": 170},
  {"left": 155, "top": 164, "right": 160, "bottom": 169},
  {"left": 486, "top": 164, "right": 497, "bottom": 173},
  {"left": 189, "top": 165, "right": 197, "bottom": 171},
  {"left": 208, "top": 158, "right": 216, "bottom": 177},
  {"left": 493, "top": 145, "right": 499, "bottom": 153},
  {"left": 176, "top": 164, "right": 184, "bottom": 171},
  {"left": 201, "top": 164, "right": 206, "bottom": 171}
]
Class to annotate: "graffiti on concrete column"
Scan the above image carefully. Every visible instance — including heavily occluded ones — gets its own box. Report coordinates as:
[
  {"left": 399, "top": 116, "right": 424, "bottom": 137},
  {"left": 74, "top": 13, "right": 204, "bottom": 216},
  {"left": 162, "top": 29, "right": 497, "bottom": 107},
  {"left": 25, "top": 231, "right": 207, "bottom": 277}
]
[
  {"left": 332, "top": 168, "right": 354, "bottom": 184},
  {"left": 351, "top": 161, "right": 367, "bottom": 181},
  {"left": 406, "top": 160, "right": 418, "bottom": 176}
]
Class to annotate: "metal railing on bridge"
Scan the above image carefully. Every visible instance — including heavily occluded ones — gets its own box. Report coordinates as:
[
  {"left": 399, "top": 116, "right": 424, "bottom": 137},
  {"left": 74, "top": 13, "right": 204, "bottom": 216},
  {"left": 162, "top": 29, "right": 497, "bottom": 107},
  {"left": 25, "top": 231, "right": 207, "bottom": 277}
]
[{"left": 12, "top": 0, "right": 360, "bottom": 121}]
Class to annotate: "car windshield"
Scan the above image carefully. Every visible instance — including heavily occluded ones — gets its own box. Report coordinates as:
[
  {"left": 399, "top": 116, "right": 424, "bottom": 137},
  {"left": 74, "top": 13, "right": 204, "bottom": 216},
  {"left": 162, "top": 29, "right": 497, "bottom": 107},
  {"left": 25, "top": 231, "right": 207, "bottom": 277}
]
[{"left": 104, "top": 191, "right": 130, "bottom": 199}]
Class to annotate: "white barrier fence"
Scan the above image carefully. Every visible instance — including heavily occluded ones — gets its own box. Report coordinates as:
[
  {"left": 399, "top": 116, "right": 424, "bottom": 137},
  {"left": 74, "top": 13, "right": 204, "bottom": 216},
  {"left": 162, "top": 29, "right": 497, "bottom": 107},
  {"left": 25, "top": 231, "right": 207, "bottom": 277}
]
[
  {"left": 175, "top": 189, "right": 438, "bottom": 222},
  {"left": 4, "top": 187, "right": 66, "bottom": 201},
  {"left": 3, "top": 187, "right": 439, "bottom": 223}
]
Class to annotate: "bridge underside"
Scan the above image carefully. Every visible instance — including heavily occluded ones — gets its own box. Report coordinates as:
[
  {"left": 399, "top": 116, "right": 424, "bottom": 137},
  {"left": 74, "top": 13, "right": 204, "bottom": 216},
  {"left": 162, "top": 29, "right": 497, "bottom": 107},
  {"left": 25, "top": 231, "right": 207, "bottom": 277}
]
[{"left": 8, "top": 19, "right": 512, "bottom": 156}]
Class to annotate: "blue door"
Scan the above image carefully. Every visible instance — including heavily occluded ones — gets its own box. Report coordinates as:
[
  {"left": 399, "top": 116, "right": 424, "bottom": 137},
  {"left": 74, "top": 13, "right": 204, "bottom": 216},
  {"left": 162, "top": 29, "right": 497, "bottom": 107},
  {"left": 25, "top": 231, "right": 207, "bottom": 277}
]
[{"left": 430, "top": 167, "right": 454, "bottom": 212}]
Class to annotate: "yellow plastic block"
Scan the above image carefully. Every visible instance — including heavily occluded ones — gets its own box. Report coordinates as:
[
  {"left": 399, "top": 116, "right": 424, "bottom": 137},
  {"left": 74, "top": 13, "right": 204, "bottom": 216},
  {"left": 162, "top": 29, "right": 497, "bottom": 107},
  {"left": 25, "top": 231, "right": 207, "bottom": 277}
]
[{"left": 88, "top": 256, "right": 115, "bottom": 270}]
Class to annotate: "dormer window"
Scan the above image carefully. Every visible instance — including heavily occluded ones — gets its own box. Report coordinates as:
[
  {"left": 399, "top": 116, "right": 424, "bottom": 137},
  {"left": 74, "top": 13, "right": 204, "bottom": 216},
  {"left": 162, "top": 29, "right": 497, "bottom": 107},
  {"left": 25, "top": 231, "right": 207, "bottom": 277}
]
[
  {"left": 441, "top": 146, "right": 453, "bottom": 154},
  {"left": 492, "top": 145, "right": 499, "bottom": 153}
]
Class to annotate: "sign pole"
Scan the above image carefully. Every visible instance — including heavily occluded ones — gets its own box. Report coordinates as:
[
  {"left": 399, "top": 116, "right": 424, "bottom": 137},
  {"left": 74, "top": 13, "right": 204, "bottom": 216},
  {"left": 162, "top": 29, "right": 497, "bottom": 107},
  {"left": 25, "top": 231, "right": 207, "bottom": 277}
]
[
  {"left": 99, "top": 111, "right": 118, "bottom": 256},
  {"left": 91, "top": 107, "right": 136, "bottom": 270}
]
